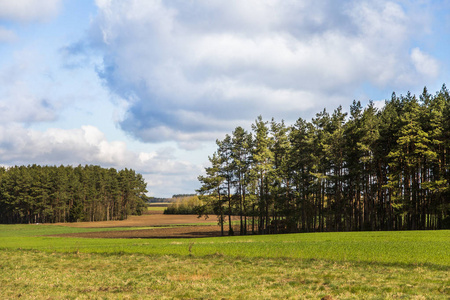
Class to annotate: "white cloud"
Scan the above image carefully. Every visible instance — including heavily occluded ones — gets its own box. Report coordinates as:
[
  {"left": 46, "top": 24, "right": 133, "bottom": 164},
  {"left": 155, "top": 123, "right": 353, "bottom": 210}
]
[
  {"left": 88, "top": 0, "right": 439, "bottom": 145},
  {"left": 0, "top": 81, "right": 57, "bottom": 123},
  {"left": 143, "top": 172, "right": 200, "bottom": 197},
  {"left": 0, "top": 123, "right": 201, "bottom": 196},
  {"left": 411, "top": 47, "right": 440, "bottom": 79},
  {"left": 0, "top": 50, "right": 60, "bottom": 123},
  {"left": 372, "top": 100, "right": 386, "bottom": 111},
  {"left": 0, "top": 0, "right": 62, "bottom": 22}
]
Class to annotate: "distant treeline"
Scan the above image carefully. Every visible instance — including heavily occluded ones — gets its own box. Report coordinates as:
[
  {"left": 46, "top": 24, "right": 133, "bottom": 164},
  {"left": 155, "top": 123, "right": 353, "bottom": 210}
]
[
  {"left": 172, "top": 194, "right": 196, "bottom": 198},
  {"left": 198, "top": 86, "right": 450, "bottom": 235},
  {"left": 164, "top": 195, "right": 205, "bottom": 215},
  {"left": 0, "top": 165, "right": 148, "bottom": 224},
  {"left": 147, "top": 197, "right": 172, "bottom": 203}
]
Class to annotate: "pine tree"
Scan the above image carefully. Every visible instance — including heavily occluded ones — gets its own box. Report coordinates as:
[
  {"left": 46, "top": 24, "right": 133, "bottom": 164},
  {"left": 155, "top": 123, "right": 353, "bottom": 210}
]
[
  {"left": 343, "top": 100, "right": 363, "bottom": 230},
  {"left": 289, "top": 118, "right": 316, "bottom": 231},
  {"left": 251, "top": 116, "right": 273, "bottom": 233},
  {"left": 358, "top": 101, "right": 380, "bottom": 230},
  {"left": 270, "top": 119, "right": 292, "bottom": 233},
  {"left": 197, "top": 152, "right": 226, "bottom": 235},
  {"left": 216, "top": 135, "right": 235, "bottom": 235},
  {"left": 231, "top": 126, "right": 253, "bottom": 235},
  {"left": 311, "top": 109, "right": 330, "bottom": 231},
  {"left": 324, "top": 106, "right": 347, "bottom": 231},
  {"left": 197, "top": 85, "right": 450, "bottom": 233}
]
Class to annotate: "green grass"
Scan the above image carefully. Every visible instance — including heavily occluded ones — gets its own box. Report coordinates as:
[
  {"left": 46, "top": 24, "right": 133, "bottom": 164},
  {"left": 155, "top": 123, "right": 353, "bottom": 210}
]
[
  {"left": 0, "top": 224, "right": 165, "bottom": 237},
  {"left": 1, "top": 225, "right": 448, "bottom": 266},
  {"left": 0, "top": 224, "right": 448, "bottom": 299},
  {"left": 1, "top": 250, "right": 448, "bottom": 299},
  {"left": 146, "top": 206, "right": 167, "bottom": 211}
]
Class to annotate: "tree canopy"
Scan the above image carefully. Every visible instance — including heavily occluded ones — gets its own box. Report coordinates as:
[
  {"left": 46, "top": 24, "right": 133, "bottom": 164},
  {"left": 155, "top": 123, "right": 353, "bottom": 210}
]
[
  {"left": 0, "top": 165, "right": 148, "bottom": 224},
  {"left": 198, "top": 86, "right": 450, "bottom": 234}
]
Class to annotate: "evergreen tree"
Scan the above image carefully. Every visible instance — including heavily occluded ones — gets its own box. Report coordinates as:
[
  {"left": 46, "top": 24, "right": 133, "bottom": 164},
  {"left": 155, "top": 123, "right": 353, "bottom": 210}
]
[
  {"left": 270, "top": 119, "right": 292, "bottom": 233},
  {"left": 198, "top": 85, "right": 450, "bottom": 233},
  {"left": 0, "top": 165, "right": 148, "bottom": 224},
  {"left": 197, "top": 152, "right": 226, "bottom": 235},
  {"left": 231, "top": 126, "right": 252, "bottom": 235},
  {"left": 251, "top": 116, "right": 273, "bottom": 234},
  {"left": 216, "top": 135, "right": 235, "bottom": 235}
]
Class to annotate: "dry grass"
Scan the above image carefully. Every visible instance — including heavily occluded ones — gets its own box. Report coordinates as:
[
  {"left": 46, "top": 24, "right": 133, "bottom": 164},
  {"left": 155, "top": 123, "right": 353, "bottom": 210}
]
[
  {"left": 1, "top": 250, "right": 448, "bottom": 299},
  {"left": 1, "top": 216, "right": 448, "bottom": 299}
]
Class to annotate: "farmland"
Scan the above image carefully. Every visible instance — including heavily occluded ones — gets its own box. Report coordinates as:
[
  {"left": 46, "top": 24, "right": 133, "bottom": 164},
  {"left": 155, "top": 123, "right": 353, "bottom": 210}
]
[{"left": 0, "top": 213, "right": 448, "bottom": 299}]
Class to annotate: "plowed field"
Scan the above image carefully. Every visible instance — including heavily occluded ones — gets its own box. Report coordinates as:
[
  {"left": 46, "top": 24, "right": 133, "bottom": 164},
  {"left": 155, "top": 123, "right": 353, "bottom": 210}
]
[{"left": 52, "top": 211, "right": 240, "bottom": 238}]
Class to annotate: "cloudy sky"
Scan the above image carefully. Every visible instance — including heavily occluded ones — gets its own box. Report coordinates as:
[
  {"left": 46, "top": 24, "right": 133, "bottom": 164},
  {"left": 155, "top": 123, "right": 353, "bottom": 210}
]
[{"left": 1, "top": 0, "right": 449, "bottom": 197}]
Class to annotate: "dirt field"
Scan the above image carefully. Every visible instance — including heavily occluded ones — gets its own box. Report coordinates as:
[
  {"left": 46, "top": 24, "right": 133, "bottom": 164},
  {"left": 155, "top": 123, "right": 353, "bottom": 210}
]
[
  {"left": 52, "top": 225, "right": 235, "bottom": 239},
  {"left": 52, "top": 211, "right": 240, "bottom": 239}
]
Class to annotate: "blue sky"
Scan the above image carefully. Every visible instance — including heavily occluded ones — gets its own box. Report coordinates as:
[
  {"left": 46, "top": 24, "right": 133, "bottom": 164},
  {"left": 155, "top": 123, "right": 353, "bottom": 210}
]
[{"left": 1, "top": 0, "right": 449, "bottom": 197}]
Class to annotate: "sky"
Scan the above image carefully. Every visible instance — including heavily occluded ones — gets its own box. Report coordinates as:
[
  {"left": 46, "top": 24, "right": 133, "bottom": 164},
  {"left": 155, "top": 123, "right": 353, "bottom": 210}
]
[{"left": 0, "top": 0, "right": 449, "bottom": 197}]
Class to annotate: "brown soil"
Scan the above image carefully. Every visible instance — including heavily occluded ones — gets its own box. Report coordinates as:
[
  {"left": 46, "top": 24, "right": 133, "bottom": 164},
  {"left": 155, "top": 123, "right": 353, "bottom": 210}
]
[
  {"left": 52, "top": 225, "right": 237, "bottom": 239},
  {"left": 52, "top": 211, "right": 217, "bottom": 228},
  {"left": 51, "top": 211, "right": 240, "bottom": 239}
]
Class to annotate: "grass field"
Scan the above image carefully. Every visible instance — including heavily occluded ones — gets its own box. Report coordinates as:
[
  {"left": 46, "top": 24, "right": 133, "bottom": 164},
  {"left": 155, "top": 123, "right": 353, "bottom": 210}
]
[
  {"left": 147, "top": 202, "right": 169, "bottom": 210},
  {"left": 0, "top": 222, "right": 448, "bottom": 299},
  {"left": 146, "top": 206, "right": 168, "bottom": 212}
]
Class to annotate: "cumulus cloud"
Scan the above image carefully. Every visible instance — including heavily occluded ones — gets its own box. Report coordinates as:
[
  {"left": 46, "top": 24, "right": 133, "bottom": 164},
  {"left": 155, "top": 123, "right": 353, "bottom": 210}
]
[
  {"left": 0, "top": 0, "right": 62, "bottom": 22},
  {"left": 87, "top": 0, "right": 439, "bottom": 145},
  {"left": 0, "top": 123, "right": 201, "bottom": 196},
  {"left": 0, "top": 124, "right": 123, "bottom": 165},
  {"left": 411, "top": 47, "right": 440, "bottom": 79}
]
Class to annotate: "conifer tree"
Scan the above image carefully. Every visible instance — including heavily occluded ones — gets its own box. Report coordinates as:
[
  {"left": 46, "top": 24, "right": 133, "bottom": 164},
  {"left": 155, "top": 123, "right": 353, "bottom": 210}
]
[
  {"left": 196, "top": 86, "right": 450, "bottom": 233},
  {"left": 251, "top": 116, "right": 273, "bottom": 233},
  {"left": 231, "top": 126, "right": 252, "bottom": 234},
  {"left": 197, "top": 152, "right": 226, "bottom": 235},
  {"left": 216, "top": 135, "right": 235, "bottom": 235}
]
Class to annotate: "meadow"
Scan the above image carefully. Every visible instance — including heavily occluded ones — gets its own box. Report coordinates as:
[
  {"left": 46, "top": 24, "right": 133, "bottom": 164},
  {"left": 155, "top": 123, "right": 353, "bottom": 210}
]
[{"left": 0, "top": 223, "right": 449, "bottom": 299}]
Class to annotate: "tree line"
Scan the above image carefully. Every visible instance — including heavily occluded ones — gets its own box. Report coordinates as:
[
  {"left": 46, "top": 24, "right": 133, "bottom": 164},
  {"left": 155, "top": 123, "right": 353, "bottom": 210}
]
[
  {"left": 164, "top": 195, "right": 205, "bottom": 215},
  {"left": 198, "top": 86, "right": 450, "bottom": 235},
  {"left": 0, "top": 165, "right": 148, "bottom": 224}
]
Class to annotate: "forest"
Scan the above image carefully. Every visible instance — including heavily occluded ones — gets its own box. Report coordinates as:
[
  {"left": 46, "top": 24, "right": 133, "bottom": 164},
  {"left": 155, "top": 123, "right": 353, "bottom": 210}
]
[
  {"left": 0, "top": 165, "right": 148, "bottom": 224},
  {"left": 198, "top": 86, "right": 450, "bottom": 235}
]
